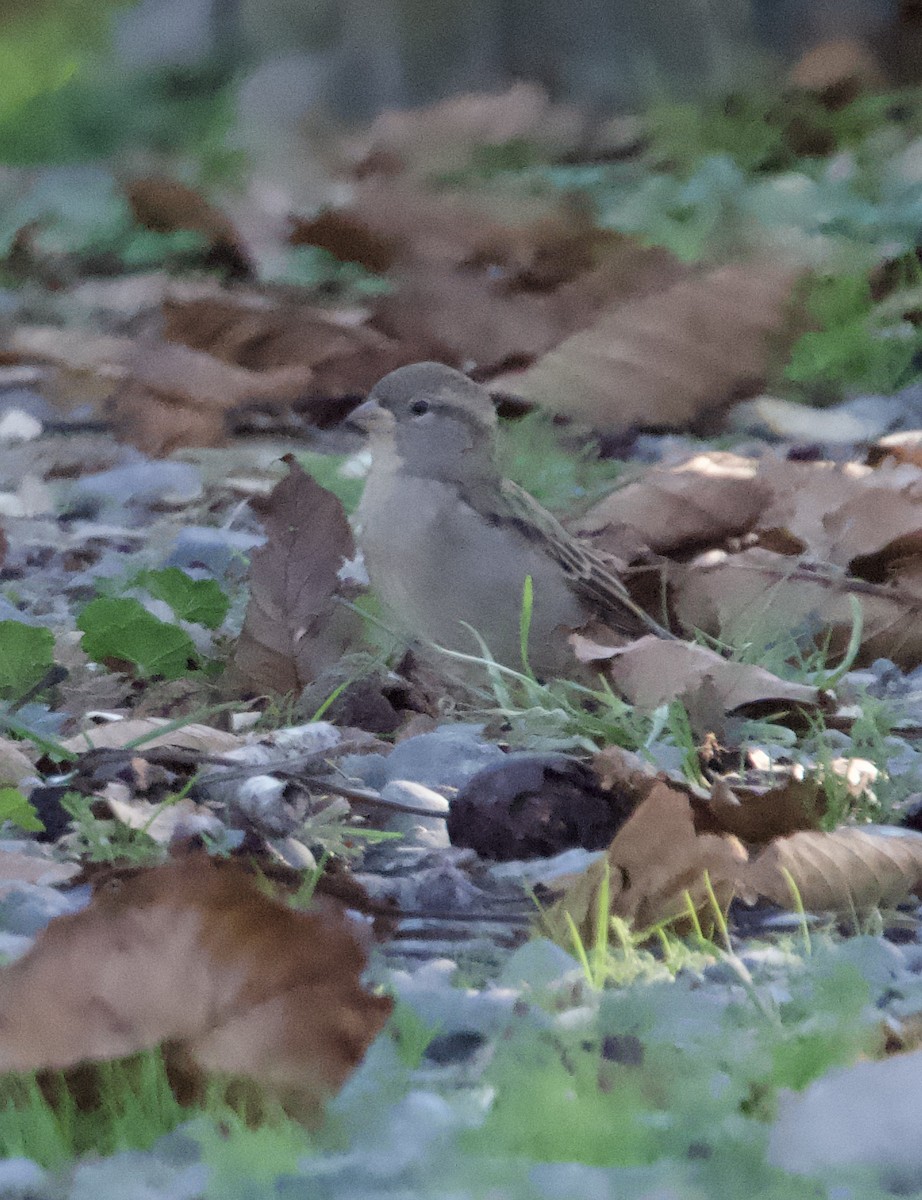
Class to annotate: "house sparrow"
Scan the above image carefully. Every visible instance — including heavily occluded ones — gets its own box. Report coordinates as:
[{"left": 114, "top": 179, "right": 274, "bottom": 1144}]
[{"left": 351, "top": 362, "right": 671, "bottom": 680}]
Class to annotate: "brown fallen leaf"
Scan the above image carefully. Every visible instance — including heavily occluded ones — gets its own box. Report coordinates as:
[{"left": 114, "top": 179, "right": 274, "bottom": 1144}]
[
  {"left": 289, "top": 208, "right": 399, "bottom": 273},
  {"left": 579, "top": 452, "right": 768, "bottom": 555},
  {"left": 228, "top": 458, "right": 362, "bottom": 696},
  {"left": 109, "top": 340, "right": 315, "bottom": 456},
  {"left": 494, "top": 263, "right": 803, "bottom": 431},
  {"left": 787, "top": 37, "right": 886, "bottom": 106},
  {"left": 0, "top": 855, "right": 392, "bottom": 1117},
  {"left": 0, "top": 737, "right": 36, "bottom": 787},
  {"left": 545, "top": 782, "right": 747, "bottom": 943},
  {"left": 573, "top": 633, "right": 822, "bottom": 714},
  {"left": 287, "top": 177, "right": 684, "bottom": 374},
  {"left": 672, "top": 545, "right": 922, "bottom": 669},
  {"left": 375, "top": 222, "right": 683, "bottom": 374},
  {"left": 592, "top": 744, "right": 661, "bottom": 804},
  {"left": 344, "top": 83, "right": 585, "bottom": 178},
  {"left": 743, "top": 826, "right": 922, "bottom": 912},
  {"left": 125, "top": 176, "right": 255, "bottom": 280},
  {"left": 59, "top": 719, "right": 241, "bottom": 756},
  {"left": 697, "top": 773, "right": 828, "bottom": 843},
  {"left": 0, "top": 848, "right": 77, "bottom": 898},
  {"left": 754, "top": 457, "right": 922, "bottom": 568},
  {"left": 162, "top": 292, "right": 403, "bottom": 404}
]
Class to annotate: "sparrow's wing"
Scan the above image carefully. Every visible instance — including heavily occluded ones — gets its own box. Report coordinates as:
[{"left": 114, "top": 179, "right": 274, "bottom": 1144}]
[{"left": 498, "top": 479, "right": 673, "bottom": 639}]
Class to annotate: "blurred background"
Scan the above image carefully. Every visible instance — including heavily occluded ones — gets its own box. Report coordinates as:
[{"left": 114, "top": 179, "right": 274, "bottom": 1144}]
[
  {"left": 3, "top": 0, "right": 922, "bottom": 448},
  {"left": 6, "top": 1, "right": 922, "bottom": 186}
]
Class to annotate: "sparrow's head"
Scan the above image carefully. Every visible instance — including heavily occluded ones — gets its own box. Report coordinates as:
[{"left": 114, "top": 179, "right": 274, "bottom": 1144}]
[{"left": 350, "top": 363, "right": 498, "bottom": 481}]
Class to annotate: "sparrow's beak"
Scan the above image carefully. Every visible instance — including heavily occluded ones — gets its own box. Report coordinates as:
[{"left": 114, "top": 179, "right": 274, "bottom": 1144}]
[{"left": 346, "top": 398, "right": 387, "bottom": 433}]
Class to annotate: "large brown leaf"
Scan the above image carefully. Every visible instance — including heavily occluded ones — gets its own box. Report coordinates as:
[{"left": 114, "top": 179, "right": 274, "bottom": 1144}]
[
  {"left": 229, "top": 459, "right": 362, "bottom": 696},
  {"left": 162, "top": 292, "right": 404, "bottom": 403},
  {"left": 545, "top": 782, "right": 747, "bottom": 942},
  {"left": 579, "top": 451, "right": 768, "bottom": 555},
  {"left": 699, "top": 774, "right": 828, "bottom": 843},
  {"left": 754, "top": 457, "right": 922, "bottom": 567},
  {"left": 110, "top": 341, "right": 315, "bottom": 456},
  {"left": 573, "top": 633, "right": 822, "bottom": 714},
  {"left": 672, "top": 546, "right": 922, "bottom": 669},
  {"left": 744, "top": 826, "right": 922, "bottom": 912},
  {"left": 494, "top": 263, "right": 802, "bottom": 430},
  {"left": 0, "top": 855, "right": 392, "bottom": 1117},
  {"left": 344, "top": 83, "right": 585, "bottom": 178},
  {"left": 125, "top": 176, "right": 255, "bottom": 280},
  {"left": 287, "top": 179, "right": 683, "bottom": 374}
]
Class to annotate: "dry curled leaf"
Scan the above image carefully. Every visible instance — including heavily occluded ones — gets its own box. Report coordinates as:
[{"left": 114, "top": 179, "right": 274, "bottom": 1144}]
[
  {"left": 345, "top": 83, "right": 585, "bottom": 178},
  {"left": 573, "top": 633, "right": 822, "bottom": 715},
  {"left": 495, "top": 263, "right": 802, "bottom": 431},
  {"left": 109, "top": 340, "right": 314, "bottom": 456},
  {"left": 672, "top": 545, "right": 922, "bottom": 669},
  {"left": 59, "top": 718, "right": 241, "bottom": 756},
  {"left": 0, "top": 848, "right": 77, "bottom": 897},
  {"left": 0, "top": 855, "right": 393, "bottom": 1117},
  {"left": 698, "top": 773, "right": 828, "bottom": 843},
  {"left": 787, "top": 37, "right": 886, "bottom": 105},
  {"left": 545, "top": 782, "right": 747, "bottom": 943},
  {"left": 162, "top": 292, "right": 403, "bottom": 404},
  {"left": 579, "top": 452, "right": 767, "bottom": 556},
  {"left": 591, "top": 744, "right": 660, "bottom": 803},
  {"left": 125, "top": 176, "right": 255, "bottom": 280},
  {"left": 744, "top": 826, "right": 922, "bottom": 912},
  {"left": 229, "top": 459, "right": 362, "bottom": 696}
]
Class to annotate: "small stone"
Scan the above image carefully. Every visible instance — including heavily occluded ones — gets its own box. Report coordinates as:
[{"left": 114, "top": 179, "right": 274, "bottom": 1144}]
[
  {"left": 73, "top": 460, "right": 203, "bottom": 512},
  {"left": 354, "top": 724, "right": 505, "bottom": 792},
  {"left": 423, "top": 1030, "right": 487, "bottom": 1066},
  {"left": 377, "top": 779, "right": 450, "bottom": 848},
  {"left": 0, "top": 931, "right": 33, "bottom": 960},
  {"left": 497, "top": 937, "right": 582, "bottom": 991},
  {"left": 739, "top": 946, "right": 796, "bottom": 973},
  {"left": 703, "top": 961, "right": 743, "bottom": 985},
  {"left": 0, "top": 410, "right": 41, "bottom": 443},
  {"left": 167, "top": 526, "right": 263, "bottom": 581},
  {"left": 0, "top": 882, "right": 80, "bottom": 936},
  {"left": 0, "top": 1158, "right": 46, "bottom": 1194},
  {"left": 601, "top": 1034, "right": 644, "bottom": 1065}
]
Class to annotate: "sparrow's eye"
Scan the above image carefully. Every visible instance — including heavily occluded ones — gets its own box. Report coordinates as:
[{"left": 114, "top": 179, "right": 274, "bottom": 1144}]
[{"left": 409, "top": 398, "right": 430, "bottom": 416}]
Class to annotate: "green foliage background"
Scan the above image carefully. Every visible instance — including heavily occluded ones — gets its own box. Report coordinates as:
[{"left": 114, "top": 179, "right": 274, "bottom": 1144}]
[{"left": 0, "top": 0, "right": 130, "bottom": 125}]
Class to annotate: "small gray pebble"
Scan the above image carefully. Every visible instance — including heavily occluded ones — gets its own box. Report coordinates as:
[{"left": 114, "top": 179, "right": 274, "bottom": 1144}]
[
  {"left": 703, "top": 961, "right": 743, "bottom": 985},
  {"left": 0, "top": 931, "right": 34, "bottom": 961},
  {"left": 0, "top": 389, "right": 54, "bottom": 421},
  {"left": 0, "top": 1158, "right": 46, "bottom": 1194},
  {"left": 167, "top": 526, "right": 264, "bottom": 581},
  {"left": 423, "top": 1029, "right": 487, "bottom": 1066},
  {"left": 740, "top": 946, "right": 797, "bottom": 973},
  {"left": 0, "top": 883, "right": 85, "bottom": 937},
  {"left": 73, "top": 461, "right": 202, "bottom": 510},
  {"left": 0, "top": 597, "right": 40, "bottom": 625},
  {"left": 351, "top": 725, "right": 505, "bottom": 792},
  {"left": 377, "top": 780, "right": 450, "bottom": 847},
  {"left": 68, "top": 1152, "right": 208, "bottom": 1200},
  {"left": 498, "top": 937, "right": 582, "bottom": 991}
]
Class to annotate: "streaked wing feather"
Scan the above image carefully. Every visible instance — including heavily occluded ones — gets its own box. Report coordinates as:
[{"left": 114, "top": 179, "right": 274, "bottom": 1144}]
[{"left": 498, "top": 479, "right": 672, "bottom": 639}]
